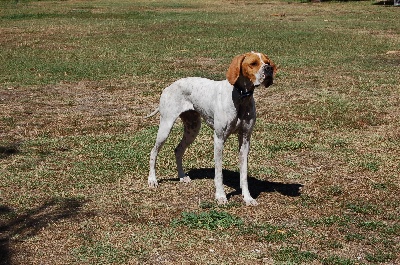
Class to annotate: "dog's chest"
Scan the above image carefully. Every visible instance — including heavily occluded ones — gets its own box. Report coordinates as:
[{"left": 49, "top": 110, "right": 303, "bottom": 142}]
[{"left": 203, "top": 103, "right": 255, "bottom": 136}]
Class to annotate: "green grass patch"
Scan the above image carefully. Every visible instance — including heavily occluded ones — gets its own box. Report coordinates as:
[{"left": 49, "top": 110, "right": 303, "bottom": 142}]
[
  {"left": 365, "top": 250, "right": 395, "bottom": 263},
  {"left": 322, "top": 255, "right": 355, "bottom": 265},
  {"left": 267, "top": 141, "right": 308, "bottom": 154},
  {"left": 296, "top": 94, "right": 382, "bottom": 129},
  {"left": 306, "top": 215, "right": 352, "bottom": 228},
  {"left": 73, "top": 239, "right": 130, "bottom": 264},
  {"left": 272, "top": 246, "right": 318, "bottom": 264},
  {"left": 345, "top": 201, "right": 380, "bottom": 215}
]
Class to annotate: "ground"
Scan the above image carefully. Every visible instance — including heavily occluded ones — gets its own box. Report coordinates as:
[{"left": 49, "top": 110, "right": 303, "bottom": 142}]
[{"left": 0, "top": 0, "right": 399, "bottom": 264}]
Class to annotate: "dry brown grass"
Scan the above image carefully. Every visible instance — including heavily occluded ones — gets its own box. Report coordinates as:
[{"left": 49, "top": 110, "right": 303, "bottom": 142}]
[{"left": 1, "top": 0, "right": 399, "bottom": 264}]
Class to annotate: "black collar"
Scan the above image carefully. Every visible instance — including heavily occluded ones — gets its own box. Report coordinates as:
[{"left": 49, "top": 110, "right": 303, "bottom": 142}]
[{"left": 234, "top": 85, "right": 254, "bottom": 99}]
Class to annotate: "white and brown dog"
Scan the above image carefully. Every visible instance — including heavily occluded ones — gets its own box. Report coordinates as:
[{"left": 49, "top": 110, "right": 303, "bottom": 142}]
[{"left": 147, "top": 52, "right": 276, "bottom": 206}]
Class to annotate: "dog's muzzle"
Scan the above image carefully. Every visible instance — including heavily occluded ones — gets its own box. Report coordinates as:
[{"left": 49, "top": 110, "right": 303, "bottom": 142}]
[
  {"left": 262, "top": 64, "right": 274, "bottom": 87},
  {"left": 264, "top": 64, "right": 274, "bottom": 76}
]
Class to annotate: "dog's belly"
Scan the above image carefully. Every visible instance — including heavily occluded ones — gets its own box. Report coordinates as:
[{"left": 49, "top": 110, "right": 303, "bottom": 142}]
[{"left": 201, "top": 115, "right": 215, "bottom": 129}]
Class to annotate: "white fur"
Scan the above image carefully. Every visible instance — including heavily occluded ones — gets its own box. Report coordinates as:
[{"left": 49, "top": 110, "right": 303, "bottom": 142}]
[{"left": 253, "top": 52, "right": 267, "bottom": 86}]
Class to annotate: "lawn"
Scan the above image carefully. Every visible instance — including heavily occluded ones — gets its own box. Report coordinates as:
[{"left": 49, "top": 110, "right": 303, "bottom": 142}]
[{"left": 0, "top": 0, "right": 399, "bottom": 264}]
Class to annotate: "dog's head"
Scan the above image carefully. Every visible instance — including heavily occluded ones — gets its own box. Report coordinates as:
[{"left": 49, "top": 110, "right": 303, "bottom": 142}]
[{"left": 226, "top": 52, "right": 277, "bottom": 89}]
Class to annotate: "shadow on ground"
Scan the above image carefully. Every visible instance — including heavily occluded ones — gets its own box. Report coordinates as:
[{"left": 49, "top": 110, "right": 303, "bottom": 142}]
[
  {"left": 373, "top": 0, "right": 396, "bottom": 5},
  {"left": 163, "top": 168, "right": 303, "bottom": 199},
  {"left": 0, "top": 198, "right": 88, "bottom": 265}
]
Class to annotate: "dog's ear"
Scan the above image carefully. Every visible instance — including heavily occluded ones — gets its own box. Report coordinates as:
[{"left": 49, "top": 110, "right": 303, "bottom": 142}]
[
  {"left": 226, "top": 54, "right": 245, "bottom": 85},
  {"left": 269, "top": 59, "right": 278, "bottom": 75}
]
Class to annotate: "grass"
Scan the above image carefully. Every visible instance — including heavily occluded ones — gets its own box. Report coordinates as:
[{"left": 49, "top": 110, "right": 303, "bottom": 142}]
[
  {"left": 273, "top": 246, "right": 318, "bottom": 264},
  {"left": 1, "top": 0, "right": 400, "bottom": 264},
  {"left": 172, "top": 210, "right": 244, "bottom": 230}
]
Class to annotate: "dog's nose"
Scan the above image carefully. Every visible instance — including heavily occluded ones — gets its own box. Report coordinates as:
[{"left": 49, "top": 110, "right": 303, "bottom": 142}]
[{"left": 264, "top": 64, "right": 273, "bottom": 75}]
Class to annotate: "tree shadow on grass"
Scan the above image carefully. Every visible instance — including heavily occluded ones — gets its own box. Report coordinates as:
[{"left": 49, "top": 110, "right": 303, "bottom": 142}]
[
  {"left": 0, "top": 144, "right": 19, "bottom": 159},
  {"left": 163, "top": 168, "right": 303, "bottom": 199},
  {"left": 0, "top": 197, "right": 88, "bottom": 265}
]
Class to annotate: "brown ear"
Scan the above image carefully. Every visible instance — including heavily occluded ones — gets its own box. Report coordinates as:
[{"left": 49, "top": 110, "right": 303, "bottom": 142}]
[
  {"left": 226, "top": 54, "right": 245, "bottom": 85},
  {"left": 270, "top": 60, "right": 278, "bottom": 75}
]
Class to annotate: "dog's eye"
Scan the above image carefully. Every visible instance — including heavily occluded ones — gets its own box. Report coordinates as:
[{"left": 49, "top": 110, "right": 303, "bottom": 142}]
[{"left": 250, "top": 61, "right": 258, "bottom": 67}]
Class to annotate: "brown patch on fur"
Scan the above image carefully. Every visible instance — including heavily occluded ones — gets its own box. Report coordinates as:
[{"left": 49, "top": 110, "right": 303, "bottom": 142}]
[
  {"left": 240, "top": 52, "right": 263, "bottom": 84},
  {"left": 226, "top": 54, "right": 246, "bottom": 85}
]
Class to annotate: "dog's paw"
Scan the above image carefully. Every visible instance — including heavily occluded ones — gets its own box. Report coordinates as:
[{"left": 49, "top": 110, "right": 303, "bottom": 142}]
[
  {"left": 216, "top": 197, "right": 228, "bottom": 205},
  {"left": 245, "top": 199, "right": 258, "bottom": 206},
  {"left": 148, "top": 179, "right": 158, "bottom": 188},
  {"left": 180, "top": 176, "right": 191, "bottom": 183}
]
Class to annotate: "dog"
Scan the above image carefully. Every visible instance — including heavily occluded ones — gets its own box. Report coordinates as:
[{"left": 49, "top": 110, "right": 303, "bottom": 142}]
[{"left": 147, "top": 52, "right": 276, "bottom": 206}]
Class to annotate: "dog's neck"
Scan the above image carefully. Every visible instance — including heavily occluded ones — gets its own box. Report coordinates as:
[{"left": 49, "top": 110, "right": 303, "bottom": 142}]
[
  {"left": 234, "top": 75, "right": 256, "bottom": 99},
  {"left": 234, "top": 85, "right": 254, "bottom": 98}
]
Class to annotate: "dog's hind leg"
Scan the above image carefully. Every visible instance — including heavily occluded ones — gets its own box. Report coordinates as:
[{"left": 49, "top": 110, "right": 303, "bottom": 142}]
[
  {"left": 148, "top": 117, "right": 176, "bottom": 188},
  {"left": 175, "top": 111, "right": 201, "bottom": 183}
]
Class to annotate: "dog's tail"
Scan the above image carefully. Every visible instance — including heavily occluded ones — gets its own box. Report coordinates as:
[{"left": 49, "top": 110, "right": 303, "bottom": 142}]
[{"left": 145, "top": 107, "right": 160, "bottom": 118}]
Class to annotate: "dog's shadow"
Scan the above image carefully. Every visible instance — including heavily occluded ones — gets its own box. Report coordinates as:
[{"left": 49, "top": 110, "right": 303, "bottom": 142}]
[{"left": 163, "top": 168, "right": 303, "bottom": 199}]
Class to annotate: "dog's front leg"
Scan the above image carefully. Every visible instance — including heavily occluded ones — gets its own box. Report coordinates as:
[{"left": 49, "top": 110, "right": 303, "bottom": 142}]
[
  {"left": 214, "top": 133, "right": 228, "bottom": 204},
  {"left": 238, "top": 133, "right": 258, "bottom": 206}
]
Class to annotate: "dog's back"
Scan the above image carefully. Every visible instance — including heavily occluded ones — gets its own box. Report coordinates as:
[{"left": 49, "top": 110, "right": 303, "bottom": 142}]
[{"left": 159, "top": 77, "right": 231, "bottom": 120}]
